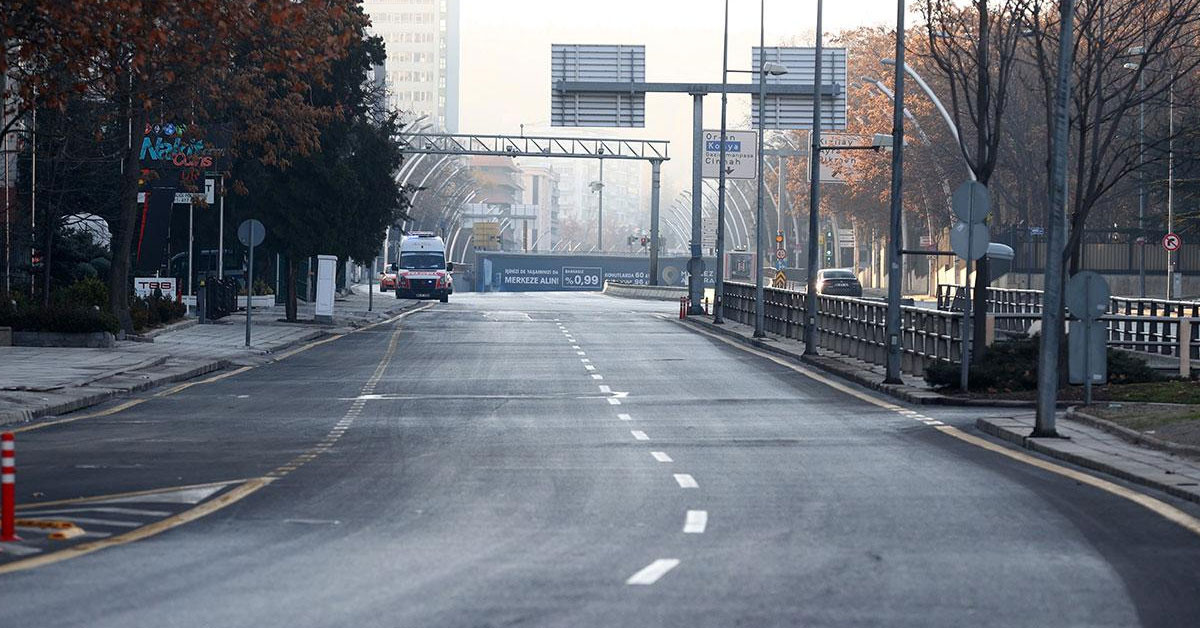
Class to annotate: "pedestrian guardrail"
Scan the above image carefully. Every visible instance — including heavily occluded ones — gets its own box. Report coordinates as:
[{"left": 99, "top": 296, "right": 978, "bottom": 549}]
[
  {"left": 936, "top": 284, "right": 1200, "bottom": 371},
  {"left": 723, "top": 281, "right": 966, "bottom": 376}
]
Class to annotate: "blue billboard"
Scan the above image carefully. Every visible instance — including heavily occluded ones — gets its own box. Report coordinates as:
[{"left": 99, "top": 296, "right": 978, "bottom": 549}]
[{"left": 476, "top": 253, "right": 716, "bottom": 292}]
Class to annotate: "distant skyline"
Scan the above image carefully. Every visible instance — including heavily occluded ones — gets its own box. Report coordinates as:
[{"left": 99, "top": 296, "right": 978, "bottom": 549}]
[{"left": 457, "top": 0, "right": 901, "bottom": 197}]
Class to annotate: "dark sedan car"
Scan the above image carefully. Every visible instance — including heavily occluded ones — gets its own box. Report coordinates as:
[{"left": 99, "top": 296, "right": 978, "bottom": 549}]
[{"left": 815, "top": 268, "right": 863, "bottom": 297}]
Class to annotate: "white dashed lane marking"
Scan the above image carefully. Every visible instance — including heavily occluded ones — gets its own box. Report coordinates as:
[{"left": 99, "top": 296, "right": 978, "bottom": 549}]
[
  {"left": 631, "top": 430, "right": 649, "bottom": 441},
  {"left": 673, "top": 474, "right": 698, "bottom": 488},
  {"left": 684, "top": 510, "right": 708, "bottom": 533},
  {"left": 626, "top": 559, "right": 681, "bottom": 585},
  {"left": 650, "top": 451, "right": 672, "bottom": 462},
  {"left": 617, "top": 413, "right": 632, "bottom": 421}
]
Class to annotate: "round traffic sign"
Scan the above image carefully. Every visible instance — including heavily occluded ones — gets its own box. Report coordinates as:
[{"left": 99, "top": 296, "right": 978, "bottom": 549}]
[
  {"left": 950, "top": 221, "right": 990, "bottom": 261},
  {"left": 775, "top": 233, "right": 784, "bottom": 244},
  {"left": 1163, "top": 232, "right": 1182, "bottom": 252},
  {"left": 238, "top": 219, "right": 266, "bottom": 247},
  {"left": 1066, "top": 271, "right": 1110, "bottom": 321},
  {"left": 775, "top": 248, "right": 787, "bottom": 260},
  {"left": 952, "top": 180, "right": 991, "bottom": 224}
]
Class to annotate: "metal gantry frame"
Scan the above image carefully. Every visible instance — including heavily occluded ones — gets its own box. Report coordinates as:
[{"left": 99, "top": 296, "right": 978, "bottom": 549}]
[
  {"left": 554, "top": 79, "right": 843, "bottom": 313},
  {"left": 398, "top": 132, "right": 670, "bottom": 284}
]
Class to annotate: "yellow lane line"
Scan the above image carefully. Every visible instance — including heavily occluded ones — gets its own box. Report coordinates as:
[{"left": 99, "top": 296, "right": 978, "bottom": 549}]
[
  {"left": 10, "top": 303, "right": 433, "bottom": 433},
  {"left": 0, "top": 303, "right": 435, "bottom": 572},
  {"left": 682, "top": 321, "right": 1200, "bottom": 538},
  {"left": 0, "top": 478, "right": 272, "bottom": 575}
]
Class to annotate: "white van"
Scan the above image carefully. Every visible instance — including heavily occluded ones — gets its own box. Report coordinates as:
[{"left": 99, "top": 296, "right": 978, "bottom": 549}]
[{"left": 391, "top": 232, "right": 454, "bottom": 302}]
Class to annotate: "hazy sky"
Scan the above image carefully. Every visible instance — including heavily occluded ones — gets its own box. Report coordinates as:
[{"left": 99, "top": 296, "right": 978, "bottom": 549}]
[{"left": 459, "top": 0, "right": 903, "bottom": 194}]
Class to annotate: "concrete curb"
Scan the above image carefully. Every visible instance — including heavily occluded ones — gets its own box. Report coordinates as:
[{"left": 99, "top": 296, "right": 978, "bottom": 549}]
[
  {"left": 678, "top": 316, "right": 1069, "bottom": 408},
  {"left": 976, "top": 417, "right": 1200, "bottom": 506},
  {"left": 127, "top": 318, "right": 199, "bottom": 342},
  {"left": 1066, "top": 407, "right": 1200, "bottom": 460},
  {"left": 0, "top": 359, "right": 230, "bottom": 427},
  {"left": 603, "top": 282, "right": 688, "bottom": 301},
  {"left": 0, "top": 299, "right": 425, "bottom": 428}
]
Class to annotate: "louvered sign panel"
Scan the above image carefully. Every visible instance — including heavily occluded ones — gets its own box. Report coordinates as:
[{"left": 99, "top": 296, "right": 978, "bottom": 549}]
[
  {"left": 551, "top": 44, "right": 646, "bottom": 128},
  {"left": 750, "top": 47, "right": 847, "bottom": 130}
]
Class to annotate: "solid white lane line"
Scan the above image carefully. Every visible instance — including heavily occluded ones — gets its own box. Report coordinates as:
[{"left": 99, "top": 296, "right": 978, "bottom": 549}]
[
  {"left": 598, "top": 385, "right": 611, "bottom": 393},
  {"left": 673, "top": 474, "right": 698, "bottom": 488},
  {"left": 683, "top": 510, "right": 708, "bottom": 534},
  {"left": 631, "top": 430, "right": 649, "bottom": 441},
  {"left": 651, "top": 451, "right": 672, "bottom": 462},
  {"left": 617, "top": 413, "right": 632, "bottom": 421},
  {"left": 626, "top": 559, "right": 681, "bottom": 585}
]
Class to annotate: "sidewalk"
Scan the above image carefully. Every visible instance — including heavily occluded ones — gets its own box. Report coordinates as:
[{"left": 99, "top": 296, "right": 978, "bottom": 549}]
[
  {"left": 677, "top": 312, "right": 1200, "bottom": 506},
  {"left": 0, "top": 285, "right": 417, "bottom": 425}
]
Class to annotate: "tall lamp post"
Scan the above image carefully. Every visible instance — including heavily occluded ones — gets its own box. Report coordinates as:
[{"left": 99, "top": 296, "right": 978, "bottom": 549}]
[
  {"left": 714, "top": 0, "right": 731, "bottom": 324},
  {"left": 803, "top": 0, "right": 825, "bottom": 354},
  {"left": 714, "top": 0, "right": 788, "bottom": 328}
]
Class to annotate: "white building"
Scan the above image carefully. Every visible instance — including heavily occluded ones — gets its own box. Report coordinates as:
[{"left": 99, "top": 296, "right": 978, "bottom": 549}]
[{"left": 362, "top": 0, "right": 460, "bottom": 132}]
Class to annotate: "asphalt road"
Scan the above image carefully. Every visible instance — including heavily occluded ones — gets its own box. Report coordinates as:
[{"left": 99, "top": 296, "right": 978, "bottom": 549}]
[{"left": 2, "top": 291, "right": 1199, "bottom": 627}]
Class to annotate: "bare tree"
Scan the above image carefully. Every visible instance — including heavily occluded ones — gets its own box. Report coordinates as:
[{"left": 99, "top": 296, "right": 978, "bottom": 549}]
[
  {"left": 1024, "top": 0, "right": 1200, "bottom": 274},
  {"left": 920, "top": 0, "right": 1032, "bottom": 359}
]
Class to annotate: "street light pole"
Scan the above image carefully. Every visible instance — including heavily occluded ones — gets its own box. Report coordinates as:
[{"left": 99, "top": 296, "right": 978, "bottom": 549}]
[
  {"left": 884, "top": 0, "right": 906, "bottom": 384},
  {"left": 753, "top": 0, "right": 767, "bottom": 338},
  {"left": 598, "top": 158, "right": 605, "bottom": 251},
  {"left": 1034, "top": 0, "right": 1076, "bottom": 437},
  {"left": 1138, "top": 68, "right": 1147, "bottom": 298},
  {"left": 1167, "top": 84, "right": 1175, "bottom": 300},
  {"left": 713, "top": 0, "right": 730, "bottom": 324},
  {"left": 803, "top": 0, "right": 825, "bottom": 355}
]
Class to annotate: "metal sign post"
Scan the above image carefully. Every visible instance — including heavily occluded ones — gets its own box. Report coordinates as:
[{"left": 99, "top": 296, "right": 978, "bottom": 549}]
[
  {"left": 1067, "top": 271, "right": 1111, "bottom": 405},
  {"left": 238, "top": 219, "right": 266, "bottom": 348},
  {"left": 950, "top": 180, "right": 991, "bottom": 391}
]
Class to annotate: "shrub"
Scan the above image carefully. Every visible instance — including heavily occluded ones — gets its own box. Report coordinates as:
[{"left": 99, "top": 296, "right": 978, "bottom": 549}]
[
  {"left": 129, "top": 293, "right": 186, "bottom": 332},
  {"left": 54, "top": 277, "right": 109, "bottom": 309},
  {"left": 924, "top": 336, "right": 1164, "bottom": 391},
  {"left": 0, "top": 300, "right": 119, "bottom": 335}
]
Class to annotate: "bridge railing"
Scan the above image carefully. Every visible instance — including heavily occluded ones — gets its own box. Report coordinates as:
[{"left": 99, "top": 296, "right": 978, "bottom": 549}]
[{"left": 723, "top": 281, "right": 964, "bottom": 376}]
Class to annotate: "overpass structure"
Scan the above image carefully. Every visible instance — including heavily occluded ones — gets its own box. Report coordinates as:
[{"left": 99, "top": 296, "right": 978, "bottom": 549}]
[{"left": 397, "top": 132, "right": 670, "bottom": 284}]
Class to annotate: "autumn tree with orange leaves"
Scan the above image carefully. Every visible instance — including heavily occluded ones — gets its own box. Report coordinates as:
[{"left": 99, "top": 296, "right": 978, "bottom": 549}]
[{"left": 2, "top": 0, "right": 369, "bottom": 332}]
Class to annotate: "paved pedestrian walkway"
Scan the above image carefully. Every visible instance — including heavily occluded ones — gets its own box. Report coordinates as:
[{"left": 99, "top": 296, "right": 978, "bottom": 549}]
[{"left": 0, "top": 285, "right": 416, "bottom": 425}]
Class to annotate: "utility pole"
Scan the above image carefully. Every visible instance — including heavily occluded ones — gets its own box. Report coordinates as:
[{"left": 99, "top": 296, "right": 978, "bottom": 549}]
[
  {"left": 713, "top": 0, "right": 730, "bottom": 325},
  {"left": 884, "top": 0, "right": 906, "bottom": 384},
  {"left": 1034, "top": 0, "right": 1076, "bottom": 437},
  {"left": 803, "top": 0, "right": 825, "bottom": 355},
  {"left": 753, "top": 0, "right": 767, "bottom": 338}
]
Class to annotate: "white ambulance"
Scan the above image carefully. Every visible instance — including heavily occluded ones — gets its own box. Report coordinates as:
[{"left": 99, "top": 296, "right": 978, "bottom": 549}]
[{"left": 391, "top": 232, "right": 453, "bottom": 302}]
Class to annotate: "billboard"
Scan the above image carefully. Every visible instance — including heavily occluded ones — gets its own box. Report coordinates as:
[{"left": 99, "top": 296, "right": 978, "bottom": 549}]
[{"left": 476, "top": 253, "right": 715, "bottom": 292}]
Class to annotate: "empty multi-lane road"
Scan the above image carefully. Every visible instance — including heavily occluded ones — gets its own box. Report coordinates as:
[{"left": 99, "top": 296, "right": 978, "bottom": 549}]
[{"left": 2, "top": 292, "right": 1199, "bottom": 627}]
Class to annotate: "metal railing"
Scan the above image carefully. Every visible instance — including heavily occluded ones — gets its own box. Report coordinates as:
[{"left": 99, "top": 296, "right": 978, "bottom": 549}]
[
  {"left": 723, "top": 281, "right": 965, "bottom": 376},
  {"left": 936, "top": 284, "right": 1200, "bottom": 366}
]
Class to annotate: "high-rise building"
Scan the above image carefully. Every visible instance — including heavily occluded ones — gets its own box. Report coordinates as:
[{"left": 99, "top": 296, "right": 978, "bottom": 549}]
[{"left": 362, "top": 0, "right": 460, "bottom": 132}]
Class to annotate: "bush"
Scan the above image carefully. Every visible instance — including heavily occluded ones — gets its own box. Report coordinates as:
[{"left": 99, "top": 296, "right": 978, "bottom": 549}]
[
  {"left": 54, "top": 277, "right": 109, "bottom": 310},
  {"left": 924, "top": 336, "right": 1164, "bottom": 391},
  {"left": 129, "top": 292, "right": 186, "bottom": 332},
  {"left": 0, "top": 300, "right": 119, "bottom": 335}
]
